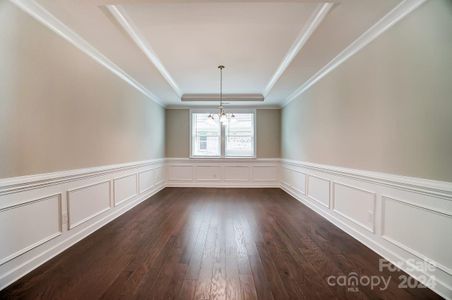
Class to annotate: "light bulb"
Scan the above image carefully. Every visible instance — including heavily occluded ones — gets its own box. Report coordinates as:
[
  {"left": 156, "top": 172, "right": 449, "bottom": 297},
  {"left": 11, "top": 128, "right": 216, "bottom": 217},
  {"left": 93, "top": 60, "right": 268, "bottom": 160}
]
[
  {"left": 229, "top": 113, "right": 237, "bottom": 124},
  {"left": 206, "top": 114, "right": 215, "bottom": 125},
  {"left": 219, "top": 113, "right": 227, "bottom": 123}
]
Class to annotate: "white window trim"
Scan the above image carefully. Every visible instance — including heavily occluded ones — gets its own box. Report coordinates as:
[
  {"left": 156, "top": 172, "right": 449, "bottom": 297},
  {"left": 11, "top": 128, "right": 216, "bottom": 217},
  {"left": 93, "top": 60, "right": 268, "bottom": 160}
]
[{"left": 189, "top": 108, "right": 256, "bottom": 159}]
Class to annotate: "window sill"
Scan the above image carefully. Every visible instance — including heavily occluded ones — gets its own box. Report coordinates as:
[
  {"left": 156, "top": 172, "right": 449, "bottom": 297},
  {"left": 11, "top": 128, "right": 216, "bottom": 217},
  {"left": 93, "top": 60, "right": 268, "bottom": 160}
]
[{"left": 189, "top": 156, "right": 257, "bottom": 160}]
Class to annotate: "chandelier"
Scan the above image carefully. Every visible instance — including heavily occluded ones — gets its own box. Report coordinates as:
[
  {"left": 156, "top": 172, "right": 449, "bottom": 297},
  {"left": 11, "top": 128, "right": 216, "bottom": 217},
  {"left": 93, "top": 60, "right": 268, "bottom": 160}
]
[{"left": 207, "top": 65, "right": 235, "bottom": 124}]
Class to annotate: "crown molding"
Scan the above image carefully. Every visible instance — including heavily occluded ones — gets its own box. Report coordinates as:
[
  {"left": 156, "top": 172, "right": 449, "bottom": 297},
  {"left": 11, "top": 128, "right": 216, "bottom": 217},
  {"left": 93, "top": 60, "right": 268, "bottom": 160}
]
[
  {"left": 263, "top": 2, "right": 333, "bottom": 97},
  {"left": 107, "top": 5, "right": 183, "bottom": 98},
  {"left": 9, "top": 0, "right": 165, "bottom": 107},
  {"left": 181, "top": 93, "right": 264, "bottom": 102},
  {"left": 283, "top": 0, "right": 428, "bottom": 107},
  {"left": 166, "top": 104, "right": 281, "bottom": 109}
]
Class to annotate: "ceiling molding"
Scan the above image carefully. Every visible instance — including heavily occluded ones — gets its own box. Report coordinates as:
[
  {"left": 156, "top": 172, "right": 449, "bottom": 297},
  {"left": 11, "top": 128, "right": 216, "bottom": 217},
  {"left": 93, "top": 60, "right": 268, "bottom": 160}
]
[
  {"left": 262, "top": 2, "right": 332, "bottom": 97},
  {"left": 283, "top": 0, "right": 428, "bottom": 107},
  {"left": 166, "top": 105, "right": 281, "bottom": 110},
  {"left": 107, "top": 5, "right": 183, "bottom": 97},
  {"left": 181, "top": 94, "right": 264, "bottom": 102},
  {"left": 9, "top": 0, "right": 165, "bottom": 107}
]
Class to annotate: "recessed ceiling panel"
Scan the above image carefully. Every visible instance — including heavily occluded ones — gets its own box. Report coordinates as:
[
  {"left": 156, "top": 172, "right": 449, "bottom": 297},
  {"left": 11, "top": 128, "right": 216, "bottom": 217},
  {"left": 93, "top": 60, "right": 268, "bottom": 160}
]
[{"left": 121, "top": 2, "right": 319, "bottom": 94}]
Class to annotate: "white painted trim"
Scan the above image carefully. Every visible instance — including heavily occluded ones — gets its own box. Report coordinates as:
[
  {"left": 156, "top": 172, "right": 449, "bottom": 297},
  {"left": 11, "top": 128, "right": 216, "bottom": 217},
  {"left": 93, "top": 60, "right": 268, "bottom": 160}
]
[
  {"left": 0, "top": 158, "right": 165, "bottom": 196},
  {"left": 0, "top": 194, "right": 63, "bottom": 266},
  {"left": 107, "top": 5, "right": 182, "bottom": 97},
  {"left": 0, "top": 183, "right": 165, "bottom": 291},
  {"left": 332, "top": 181, "right": 376, "bottom": 233},
  {"left": 166, "top": 105, "right": 282, "bottom": 110},
  {"left": 2, "top": 156, "right": 451, "bottom": 299},
  {"left": 166, "top": 157, "right": 279, "bottom": 164},
  {"left": 281, "top": 159, "right": 452, "bottom": 298},
  {"left": 306, "top": 174, "right": 331, "bottom": 209},
  {"left": 381, "top": 195, "right": 452, "bottom": 275},
  {"left": 189, "top": 109, "right": 257, "bottom": 159},
  {"left": 166, "top": 158, "right": 280, "bottom": 187},
  {"left": 8, "top": 0, "right": 164, "bottom": 106},
  {"left": 181, "top": 94, "right": 264, "bottom": 102},
  {"left": 283, "top": 0, "right": 428, "bottom": 106},
  {"left": 112, "top": 173, "right": 138, "bottom": 207},
  {"left": 66, "top": 180, "right": 112, "bottom": 230},
  {"left": 138, "top": 169, "right": 156, "bottom": 194},
  {"left": 280, "top": 183, "right": 451, "bottom": 299},
  {"left": 263, "top": 2, "right": 332, "bottom": 96},
  {"left": 282, "top": 159, "right": 452, "bottom": 199}
]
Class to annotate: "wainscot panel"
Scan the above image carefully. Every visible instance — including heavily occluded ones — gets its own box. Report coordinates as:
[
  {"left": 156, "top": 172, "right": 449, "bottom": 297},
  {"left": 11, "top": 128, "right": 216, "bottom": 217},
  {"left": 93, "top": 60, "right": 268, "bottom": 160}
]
[
  {"left": 280, "top": 159, "right": 452, "bottom": 299},
  {"left": 166, "top": 158, "right": 280, "bottom": 187},
  {"left": 0, "top": 159, "right": 165, "bottom": 291}
]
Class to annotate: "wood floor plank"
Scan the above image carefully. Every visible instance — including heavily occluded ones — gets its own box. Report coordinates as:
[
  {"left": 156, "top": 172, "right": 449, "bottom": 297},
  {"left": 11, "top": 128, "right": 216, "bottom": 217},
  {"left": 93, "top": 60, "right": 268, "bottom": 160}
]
[{"left": 0, "top": 188, "right": 442, "bottom": 300}]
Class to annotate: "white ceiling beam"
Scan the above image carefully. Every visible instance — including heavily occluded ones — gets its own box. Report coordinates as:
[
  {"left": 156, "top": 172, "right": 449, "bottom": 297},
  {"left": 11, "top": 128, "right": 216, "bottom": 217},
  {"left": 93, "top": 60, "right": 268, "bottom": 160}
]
[
  {"left": 283, "top": 0, "right": 428, "bottom": 106},
  {"left": 262, "top": 2, "right": 333, "bottom": 97},
  {"left": 107, "top": 5, "right": 183, "bottom": 98},
  {"left": 9, "top": 0, "right": 165, "bottom": 106}
]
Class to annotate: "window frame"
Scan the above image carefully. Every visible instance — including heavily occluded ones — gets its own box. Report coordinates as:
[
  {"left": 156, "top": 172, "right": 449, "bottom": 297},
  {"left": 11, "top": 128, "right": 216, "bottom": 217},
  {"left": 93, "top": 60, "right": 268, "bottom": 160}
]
[{"left": 189, "top": 108, "right": 256, "bottom": 159}]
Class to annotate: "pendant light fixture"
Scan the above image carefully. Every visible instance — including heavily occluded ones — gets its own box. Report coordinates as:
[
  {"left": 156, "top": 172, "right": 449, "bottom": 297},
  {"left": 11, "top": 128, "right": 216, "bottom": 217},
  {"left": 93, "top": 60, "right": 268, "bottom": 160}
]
[{"left": 207, "top": 65, "right": 235, "bottom": 124}]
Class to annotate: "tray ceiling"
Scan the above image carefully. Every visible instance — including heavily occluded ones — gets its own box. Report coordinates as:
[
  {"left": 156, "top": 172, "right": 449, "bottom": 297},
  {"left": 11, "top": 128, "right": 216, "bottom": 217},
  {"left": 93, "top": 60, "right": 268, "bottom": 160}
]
[{"left": 30, "top": 0, "right": 403, "bottom": 107}]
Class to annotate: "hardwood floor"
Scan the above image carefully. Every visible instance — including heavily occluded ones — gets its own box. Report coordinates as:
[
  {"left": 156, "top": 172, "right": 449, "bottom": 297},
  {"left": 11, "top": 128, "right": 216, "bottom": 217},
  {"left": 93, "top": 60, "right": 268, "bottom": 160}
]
[{"left": 0, "top": 188, "right": 441, "bottom": 299}]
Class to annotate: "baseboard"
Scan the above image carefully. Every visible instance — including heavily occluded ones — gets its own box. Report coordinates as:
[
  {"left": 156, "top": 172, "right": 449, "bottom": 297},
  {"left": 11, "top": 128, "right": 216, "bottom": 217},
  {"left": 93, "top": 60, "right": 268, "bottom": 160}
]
[
  {"left": 280, "top": 160, "right": 452, "bottom": 299},
  {"left": 0, "top": 184, "right": 164, "bottom": 291},
  {"left": 0, "top": 159, "right": 165, "bottom": 291},
  {"left": 166, "top": 182, "right": 279, "bottom": 188},
  {"left": 1, "top": 157, "right": 451, "bottom": 299},
  {"left": 166, "top": 158, "right": 280, "bottom": 188}
]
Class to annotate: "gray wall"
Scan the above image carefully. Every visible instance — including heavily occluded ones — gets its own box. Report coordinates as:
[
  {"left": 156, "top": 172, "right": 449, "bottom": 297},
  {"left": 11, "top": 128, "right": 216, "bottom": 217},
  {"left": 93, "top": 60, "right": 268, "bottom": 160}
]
[
  {"left": 165, "top": 109, "right": 281, "bottom": 158},
  {"left": 0, "top": 2, "right": 165, "bottom": 178},
  {"left": 281, "top": 0, "right": 452, "bottom": 181}
]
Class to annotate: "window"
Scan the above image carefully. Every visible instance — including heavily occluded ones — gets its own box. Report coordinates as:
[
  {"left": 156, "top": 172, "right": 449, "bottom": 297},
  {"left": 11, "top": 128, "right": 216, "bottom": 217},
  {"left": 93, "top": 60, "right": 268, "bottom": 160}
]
[
  {"left": 191, "top": 111, "right": 255, "bottom": 158},
  {"left": 199, "top": 136, "right": 207, "bottom": 150},
  {"left": 225, "top": 113, "right": 254, "bottom": 157},
  {"left": 191, "top": 113, "right": 221, "bottom": 157}
]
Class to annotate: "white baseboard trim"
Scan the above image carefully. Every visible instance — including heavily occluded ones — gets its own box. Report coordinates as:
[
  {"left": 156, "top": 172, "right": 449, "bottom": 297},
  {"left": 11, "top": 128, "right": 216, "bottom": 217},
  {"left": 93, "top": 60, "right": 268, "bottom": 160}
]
[
  {"left": 0, "top": 159, "right": 165, "bottom": 291},
  {"left": 281, "top": 183, "right": 451, "bottom": 299},
  {"left": 280, "top": 159, "right": 452, "bottom": 299},
  {"left": 0, "top": 184, "right": 164, "bottom": 291},
  {"left": 1, "top": 157, "right": 451, "bottom": 299},
  {"left": 166, "top": 183, "right": 279, "bottom": 188},
  {"left": 166, "top": 158, "right": 280, "bottom": 188}
]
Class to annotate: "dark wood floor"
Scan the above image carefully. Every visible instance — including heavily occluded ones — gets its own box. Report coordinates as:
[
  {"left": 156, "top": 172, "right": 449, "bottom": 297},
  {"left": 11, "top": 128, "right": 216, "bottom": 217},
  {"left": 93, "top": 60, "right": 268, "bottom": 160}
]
[{"left": 1, "top": 188, "right": 441, "bottom": 300}]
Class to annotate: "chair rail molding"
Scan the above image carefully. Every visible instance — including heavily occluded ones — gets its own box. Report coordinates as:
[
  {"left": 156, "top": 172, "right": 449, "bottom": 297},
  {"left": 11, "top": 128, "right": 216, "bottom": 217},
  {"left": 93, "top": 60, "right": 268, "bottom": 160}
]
[
  {"left": 0, "top": 158, "right": 165, "bottom": 291},
  {"left": 1, "top": 157, "right": 451, "bottom": 298},
  {"left": 280, "top": 159, "right": 452, "bottom": 299},
  {"left": 165, "top": 158, "right": 280, "bottom": 187}
]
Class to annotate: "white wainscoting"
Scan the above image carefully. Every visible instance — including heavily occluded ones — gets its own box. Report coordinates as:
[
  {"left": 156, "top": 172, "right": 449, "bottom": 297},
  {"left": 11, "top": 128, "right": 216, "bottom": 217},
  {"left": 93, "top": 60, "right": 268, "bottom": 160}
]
[
  {"left": 0, "top": 159, "right": 165, "bottom": 291},
  {"left": 67, "top": 180, "right": 111, "bottom": 229},
  {"left": 1, "top": 157, "right": 451, "bottom": 298},
  {"left": 280, "top": 159, "right": 452, "bottom": 299},
  {"left": 166, "top": 158, "right": 280, "bottom": 187},
  {"left": 113, "top": 174, "right": 138, "bottom": 207}
]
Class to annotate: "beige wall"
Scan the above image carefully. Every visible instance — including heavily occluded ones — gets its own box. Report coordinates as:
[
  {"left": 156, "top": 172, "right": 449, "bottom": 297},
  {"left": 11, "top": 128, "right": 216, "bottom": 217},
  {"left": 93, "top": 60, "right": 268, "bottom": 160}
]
[
  {"left": 256, "top": 109, "right": 280, "bottom": 158},
  {"left": 282, "top": 0, "right": 452, "bottom": 182},
  {"left": 165, "top": 109, "right": 281, "bottom": 158},
  {"left": 0, "top": 2, "right": 165, "bottom": 178},
  {"left": 165, "top": 109, "right": 190, "bottom": 157}
]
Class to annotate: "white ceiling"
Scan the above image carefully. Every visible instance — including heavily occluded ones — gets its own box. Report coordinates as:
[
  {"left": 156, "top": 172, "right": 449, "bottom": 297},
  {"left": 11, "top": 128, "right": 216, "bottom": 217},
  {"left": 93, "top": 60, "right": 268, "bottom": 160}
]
[
  {"left": 34, "top": 0, "right": 402, "bottom": 107},
  {"left": 120, "top": 2, "right": 319, "bottom": 94}
]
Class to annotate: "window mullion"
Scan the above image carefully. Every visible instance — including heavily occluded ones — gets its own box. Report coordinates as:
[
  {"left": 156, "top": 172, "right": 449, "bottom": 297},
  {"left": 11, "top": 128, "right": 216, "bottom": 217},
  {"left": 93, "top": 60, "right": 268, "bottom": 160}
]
[{"left": 220, "top": 122, "right": 225, "bottom": 158}]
